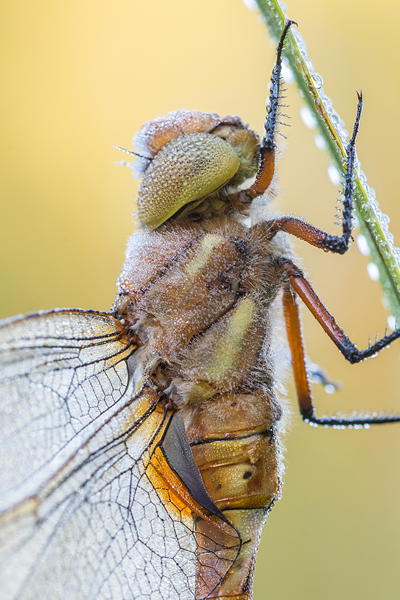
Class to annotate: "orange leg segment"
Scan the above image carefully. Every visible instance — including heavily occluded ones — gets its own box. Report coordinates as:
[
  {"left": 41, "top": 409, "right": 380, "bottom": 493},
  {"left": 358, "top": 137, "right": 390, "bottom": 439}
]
[
  {"left": 269, "top": 217, "right": 334, "bottom": 251},
  {"left": 247, "top": 149, "right": 276, "bottom": 199},
  {"left": 282, "top": 285, "right": 313, "bottom": 418},
  {"left": 281, "top": 260, "right": 400, "bottom": 426}
]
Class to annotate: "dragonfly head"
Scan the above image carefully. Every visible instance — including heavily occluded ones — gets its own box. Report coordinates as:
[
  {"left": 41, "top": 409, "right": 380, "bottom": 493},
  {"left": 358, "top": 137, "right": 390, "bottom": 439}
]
[{"left": 130, "top": 110, "right": 260, "bottom": 230}]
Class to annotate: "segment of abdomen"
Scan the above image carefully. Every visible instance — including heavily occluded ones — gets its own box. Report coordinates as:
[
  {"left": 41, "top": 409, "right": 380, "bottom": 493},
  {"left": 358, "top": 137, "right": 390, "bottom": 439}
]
[{"left": 184, "top": 391, "right": 281, "bottom": 599}]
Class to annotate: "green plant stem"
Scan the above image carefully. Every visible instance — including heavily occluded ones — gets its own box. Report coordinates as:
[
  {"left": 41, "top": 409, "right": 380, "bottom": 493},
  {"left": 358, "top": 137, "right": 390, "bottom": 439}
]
[{"left": 254, "top": 0, "right": 400, "bottom": 322}]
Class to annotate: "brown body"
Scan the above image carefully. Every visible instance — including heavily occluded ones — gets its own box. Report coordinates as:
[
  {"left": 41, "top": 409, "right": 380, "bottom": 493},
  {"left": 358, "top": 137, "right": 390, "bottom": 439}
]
[{"left": 115, "top": 218, "right": 285, "bottom": 598}]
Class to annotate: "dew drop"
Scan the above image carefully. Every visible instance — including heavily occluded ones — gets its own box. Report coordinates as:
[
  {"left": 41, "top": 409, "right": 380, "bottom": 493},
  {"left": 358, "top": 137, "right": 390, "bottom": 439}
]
[
  {"left": 356, "top": 234, "right": 370, "bottom": 256},
  {"left": 327, "top": 165, "right": 341, "bottom": 186},
  {"left": 367, "top": 262, "right": 379, "bottom": 281},
  {"left": 116, "top": 160, "right": 134, "bottom": 167},
  {"left": 242, "top": 0, "right": 258, "bottom": 10},
  {"left": 300, "top": 106, "right": 317, "bottom": 129},
  {"left": 312, "top": 72, "right": 324, "bottom": 88},
  {"left": 387, "top": 315, "right": 396, "bottom": 331},
  {"left": 324, "top": 383, "right": 336, "bottom": 395},
  {"left": 314, "top": 134, "right": 326, "bottom": 150},
  {"left": 281, "top": 59, "right": 295, "bottom": 84}
]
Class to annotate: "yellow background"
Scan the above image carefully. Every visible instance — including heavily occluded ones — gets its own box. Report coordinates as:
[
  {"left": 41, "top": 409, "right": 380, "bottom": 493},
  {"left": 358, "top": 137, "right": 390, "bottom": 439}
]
[{"left": 1, "top": 1, "right": 399, "bottom": 598}]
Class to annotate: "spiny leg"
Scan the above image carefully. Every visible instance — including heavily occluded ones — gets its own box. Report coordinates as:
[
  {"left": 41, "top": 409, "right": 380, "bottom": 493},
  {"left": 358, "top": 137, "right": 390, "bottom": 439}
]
[
  {"left": 268, "top": 92, "right": 363, "bottom": 255},
  {"left": 281, "top": 259, "right": 400, "bottom": 426},
  {"left": 240, "top": 19, "right": 297, "bottom": 201}
]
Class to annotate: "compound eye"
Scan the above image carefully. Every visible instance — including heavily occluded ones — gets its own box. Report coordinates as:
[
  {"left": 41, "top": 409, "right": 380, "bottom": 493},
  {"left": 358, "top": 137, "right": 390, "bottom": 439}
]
[{"left": 138, "top": 132, "right": 240, "bottom": 230}]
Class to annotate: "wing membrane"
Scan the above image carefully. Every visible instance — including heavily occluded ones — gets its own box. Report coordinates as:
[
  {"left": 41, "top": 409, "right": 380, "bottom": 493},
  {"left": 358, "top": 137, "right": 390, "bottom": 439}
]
[
  {"left": 0, "top": 309, "right": 136, "bottom": 512},
  {"left": 0, "top": 309, "right": 240, "bottom": 599},
  {"left": 0, "top": 388, "right": 199, "bottom": 600}
]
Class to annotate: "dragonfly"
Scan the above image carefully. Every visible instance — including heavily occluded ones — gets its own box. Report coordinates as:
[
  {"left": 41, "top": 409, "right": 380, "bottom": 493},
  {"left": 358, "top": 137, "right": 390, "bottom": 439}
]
[{"left": 1, "top": 20, "right": 399, "bottom": 600}]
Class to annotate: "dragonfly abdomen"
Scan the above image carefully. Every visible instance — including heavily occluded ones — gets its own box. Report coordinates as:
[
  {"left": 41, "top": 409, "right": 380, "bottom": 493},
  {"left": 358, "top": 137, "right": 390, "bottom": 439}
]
[{"left": 185, "top": 390, "right": 281, "bottom": 599}]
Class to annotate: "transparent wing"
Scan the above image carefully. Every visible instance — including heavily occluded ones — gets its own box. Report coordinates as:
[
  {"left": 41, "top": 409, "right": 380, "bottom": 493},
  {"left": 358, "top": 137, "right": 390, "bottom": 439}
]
[
  {"left": 0, "top": 309, "right": 240, "bottom": 600},
  {"left": 0, "top": 309, "right": 135, "bottom": 512},
  {"left": 0, "top": 387, "right": 199, "bottom": 599}
]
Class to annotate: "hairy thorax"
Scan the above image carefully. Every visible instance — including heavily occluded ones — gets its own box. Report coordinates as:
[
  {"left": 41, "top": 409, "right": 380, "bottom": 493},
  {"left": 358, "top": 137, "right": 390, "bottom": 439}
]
[{"left": 114, "top": 216, "right": 285, "bottom": 411}]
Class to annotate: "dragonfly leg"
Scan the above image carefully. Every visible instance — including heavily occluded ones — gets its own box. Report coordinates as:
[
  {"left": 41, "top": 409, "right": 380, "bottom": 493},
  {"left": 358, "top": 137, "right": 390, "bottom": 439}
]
[
  {"left": 281, "top": 259, "right": 400, "bottom": 426},
  {"left": 238, "top": 19, "right": 297, "bottom": 202},
  {"left": 268, "top": 92, "right": 363, "bottom": 255}
]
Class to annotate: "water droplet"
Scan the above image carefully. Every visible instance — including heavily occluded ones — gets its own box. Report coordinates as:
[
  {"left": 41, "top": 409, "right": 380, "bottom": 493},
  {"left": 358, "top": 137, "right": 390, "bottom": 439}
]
[
  {"left": 115, "top": 160, "right": 134, "bottom": 167},
  {"left": 367, "top": 262, "right": 379, "bottom": 281},
  {"left": 324, "top": 384, "right": 336, "bottom": 395},
  {"left": 387, "top": 315, "right": 396, "bottom": 331},
  {"left": 305, "top": 58, "right": 315, "bottom": 73},
  {"left": 300, "top": 106, "right": 317, "bottom": 129},
  {"left": 356, "top": 234, "right": 370, "bottom": 256},
  {"left": 281, "top": 59, "right": 294, "bottom": 84},
  {"left": 381, "top": 213, "right": 390, "bottom": 227},
  {"left": 242, "top": 0, "right": 258, "bottom": 10},
  {"left": 312, "top": 72, "right": 324, "bottom": 88},
  {"left": 327, "top": 165, "right": 341, "bottom": 186},
  {"left": 314, "top": 134, "right": 326, "bottom": 150}
]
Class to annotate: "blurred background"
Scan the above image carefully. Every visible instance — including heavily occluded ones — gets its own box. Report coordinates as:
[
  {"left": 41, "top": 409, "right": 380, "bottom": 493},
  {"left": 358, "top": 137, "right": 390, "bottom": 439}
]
[{"left": 1, "top": 1, "right": 399, "bottom": 598}]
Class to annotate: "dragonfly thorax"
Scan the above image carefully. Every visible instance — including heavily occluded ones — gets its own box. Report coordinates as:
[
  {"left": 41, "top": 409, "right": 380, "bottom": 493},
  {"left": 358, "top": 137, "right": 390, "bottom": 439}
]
[{"left": 115, "top": 217, "right": 285, "bottom": 407}]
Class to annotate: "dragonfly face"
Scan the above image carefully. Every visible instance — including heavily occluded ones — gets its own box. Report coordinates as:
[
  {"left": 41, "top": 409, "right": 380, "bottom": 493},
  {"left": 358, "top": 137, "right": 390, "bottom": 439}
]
[{"left": 1, "top": 21, "right": 400, "bottom": 600}]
